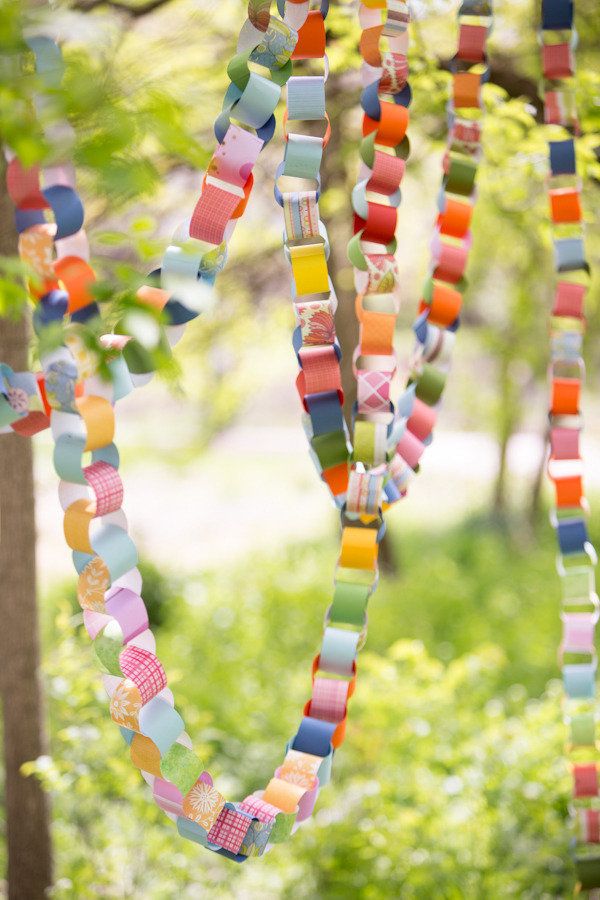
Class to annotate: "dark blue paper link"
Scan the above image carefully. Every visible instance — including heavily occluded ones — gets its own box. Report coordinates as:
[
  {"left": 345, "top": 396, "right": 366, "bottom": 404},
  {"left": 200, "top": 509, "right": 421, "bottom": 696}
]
[
  {"left": 550, "top": 139, "right": 576, "bottom": 175},
  {"left": 307, "top": 390, "right": 345, "bottom": 437},
  {"left": 557, "top": 518, "right": 589, "bottom": 556},
  {"left": 542, "top": 0, "right": 573, "bottom": 29},
  {"left": 292, "top": 716, "right": 336, "bottom": 757},
  {"left": 42, "top": 185, "right": 84, "bottom": 241},
  {"left": 15, "top": 208, "right": 46, "bottom": 234}
]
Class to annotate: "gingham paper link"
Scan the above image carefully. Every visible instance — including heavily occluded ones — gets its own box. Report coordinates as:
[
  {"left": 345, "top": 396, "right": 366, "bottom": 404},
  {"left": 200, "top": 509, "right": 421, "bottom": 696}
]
[{"left": 540, "top": 0, "right": 600, "bottom": 890}]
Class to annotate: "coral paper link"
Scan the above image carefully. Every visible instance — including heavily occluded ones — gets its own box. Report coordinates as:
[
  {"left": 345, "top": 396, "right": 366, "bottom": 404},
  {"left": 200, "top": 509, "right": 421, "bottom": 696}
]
[{"left": 539, "top": 0, "right": 600, "bottom": 893}]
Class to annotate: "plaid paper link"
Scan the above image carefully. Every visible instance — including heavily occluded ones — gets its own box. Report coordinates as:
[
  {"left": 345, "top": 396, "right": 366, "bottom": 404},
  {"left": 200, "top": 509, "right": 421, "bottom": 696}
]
[
  {"left": 357, "top": 369, "right": 391, "bottom": 414},
  {"left": 119, "top": 646, "right": 167, "bottom": 705},
  {"left": 368, "top": 152, "right": 405, "bottom": 197},
  {"left": 83, "top": 461, "right": 124, "bottom": 517},
  {"left": 239, "top": 795, "right": 279, "bottom": 824},
  {"left": 207, "top": 806, "right": 253, "bottom": 854},
  {"left": 310, "top": 676, "right": 349, "bottom": 724},
  {"left": 296, "top": 299, "right": 335, "bottom": 345}
]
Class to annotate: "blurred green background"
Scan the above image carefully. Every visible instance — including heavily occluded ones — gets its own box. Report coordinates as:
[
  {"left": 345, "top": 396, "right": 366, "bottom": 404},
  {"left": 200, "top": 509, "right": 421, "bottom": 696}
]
[{"left": 1, "top": 0, "right": 600, "bottom": 896}]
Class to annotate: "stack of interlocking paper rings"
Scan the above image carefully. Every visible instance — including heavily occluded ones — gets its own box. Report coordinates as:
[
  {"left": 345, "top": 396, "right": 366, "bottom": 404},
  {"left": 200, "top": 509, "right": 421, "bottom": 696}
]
[{"left": 3, "top": 1, "right": 596, "bottom": 889}]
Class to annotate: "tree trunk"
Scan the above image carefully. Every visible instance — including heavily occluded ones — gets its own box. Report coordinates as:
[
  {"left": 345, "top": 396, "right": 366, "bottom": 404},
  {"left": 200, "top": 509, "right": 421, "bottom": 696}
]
[{"left": 0, "top": 159, "right": 53, "bottom": 898}]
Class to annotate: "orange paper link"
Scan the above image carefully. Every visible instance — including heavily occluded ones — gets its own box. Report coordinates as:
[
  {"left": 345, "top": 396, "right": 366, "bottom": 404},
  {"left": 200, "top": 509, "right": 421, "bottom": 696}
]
[
  {"left": 551, "top": 377, "right": 581, "bottom": 416},
  {"left": 550, "top": 189, "right": 582, "bottom": 224},
  {"left": 363, "top": 102, "right": 409, "bottom": 148},
  {"left": 54, "top": 255, "right": 96, "bottom": 313}
]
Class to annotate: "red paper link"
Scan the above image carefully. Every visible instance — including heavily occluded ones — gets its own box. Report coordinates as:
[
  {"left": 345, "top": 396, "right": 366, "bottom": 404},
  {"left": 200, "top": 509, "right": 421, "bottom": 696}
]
[
  {"left": 457, "top": 24, "right": 487, "bottom": 62},
  {"left": 6, "top": 159, "right": 47, "bottom": 210}
]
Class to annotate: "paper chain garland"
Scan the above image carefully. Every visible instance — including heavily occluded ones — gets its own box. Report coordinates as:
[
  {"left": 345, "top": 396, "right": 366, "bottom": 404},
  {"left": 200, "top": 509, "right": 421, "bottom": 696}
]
[
  {"left": 1, "top": 0, "right": 494, "bottom": 862},
  {"left": 539, "top": 0, "right": 600, "bottom": 893},
  {"left": 7, "top": 0, "right": 594, "bottom": 882}
]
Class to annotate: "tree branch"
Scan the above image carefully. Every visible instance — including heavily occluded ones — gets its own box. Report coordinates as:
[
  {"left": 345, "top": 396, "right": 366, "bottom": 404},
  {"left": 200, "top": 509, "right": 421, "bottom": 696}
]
[{"left": 71, "top": 0, "right": 174, "bottom": 17}]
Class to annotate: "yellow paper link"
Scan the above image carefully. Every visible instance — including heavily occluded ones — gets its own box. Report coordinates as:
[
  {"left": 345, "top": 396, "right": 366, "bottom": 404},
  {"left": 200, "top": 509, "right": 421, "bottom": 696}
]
[
  {"left": 339, "top": 526, "right": 379, "bottom": 571},
  {"left": 262, "top": 777, "right": 305, "bottom": 813},
  {"left": 130, "top": 733, "right": 163, "bottom": 778},
  {"left": 76, "top": 395, "right": 115, "bottom": 451},
  {"left": 63, "top": 498, "right": 94, "bottom": 553},
  {"left": 289, "top": 243, "right": 329, "bottom": 296}
]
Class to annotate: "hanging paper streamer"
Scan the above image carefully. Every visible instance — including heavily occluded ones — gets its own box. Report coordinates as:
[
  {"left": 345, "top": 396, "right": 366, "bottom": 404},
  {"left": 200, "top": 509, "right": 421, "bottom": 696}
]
[{"left": 539, "top": 1, "right": 599, "bottom": 893}]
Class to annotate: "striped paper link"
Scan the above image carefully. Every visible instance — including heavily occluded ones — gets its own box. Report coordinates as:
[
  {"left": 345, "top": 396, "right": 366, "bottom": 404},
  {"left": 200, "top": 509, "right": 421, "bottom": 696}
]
[
  {"left": 283, "top": 191, "right": 321, "bottom": 242},
  {"left": 539, "top": 2, "right": 599, "bottom": 890}
]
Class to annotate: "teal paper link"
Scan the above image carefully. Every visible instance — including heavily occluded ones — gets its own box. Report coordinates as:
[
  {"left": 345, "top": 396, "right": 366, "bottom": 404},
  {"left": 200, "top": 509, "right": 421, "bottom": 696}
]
[
  {"left": 108, "top": 356, "right": 134, "bottom": 402},
  {"left": 319, "top": 627, "right": 360, "bottom": 674},
  {"left": 176, "top": 816, "right": 209, "bottom": 847},
  {"left": 54, "top": 433, "right": 87, "bottom": 484},
  {"left": 287, "top": 77, "right": 326, "bottom": 121},
  {"left": 283, "top": 135, "right": 324, "bottom": 180},
  {"left": 26, "top": 35, "right": 64, "bottom": 90},
  {"left": 563, "top": 663, "right": 596, "bottom": 699},
  {"left": 93, "top": 442, "right": 120, "bottom": 470},
  {"left": 138, "top": 697, "right": 184, "bottom": 755},
  {"left": 91, "top": 524, "right": 138, "bottom": 582},
  {"left": 217, "top": 72, "right": 281, "bottom": 133}
]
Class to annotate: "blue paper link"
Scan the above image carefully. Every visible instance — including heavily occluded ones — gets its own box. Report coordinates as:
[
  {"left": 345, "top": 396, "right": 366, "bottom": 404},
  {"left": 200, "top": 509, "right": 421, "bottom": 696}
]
[
  {"left": 557, "top": 518, "right": 589, "bottom": 556},
  {"left": 306, "top": 391, "right": 345, "bottom": 437},
  {"left": 542, "top": 0, "right": 573, "bottom": 30},
  {"left": 287, "top": 77, "right": 326, "bottom": 122},
  {"left": 550, "top": 139, "right": 576, "bottom": 175},
  {"left": 42, "top": 185, "right": 84, "bottom": 241},
  {"left": 291, "top": 716, "right": 336, "bottom": 758}
]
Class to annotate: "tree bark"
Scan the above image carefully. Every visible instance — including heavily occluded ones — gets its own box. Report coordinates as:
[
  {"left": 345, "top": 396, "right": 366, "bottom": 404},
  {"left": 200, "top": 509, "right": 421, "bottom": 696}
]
[{"left": 0, "top": 160, "right": 53, "bottom": 898}]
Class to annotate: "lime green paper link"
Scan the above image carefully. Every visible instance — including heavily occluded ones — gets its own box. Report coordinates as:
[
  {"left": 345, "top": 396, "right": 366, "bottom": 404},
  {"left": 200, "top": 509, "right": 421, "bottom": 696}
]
[
  {"left": 93, "top": 631, "right": 124, "bottom": 677},
  {"left": 269, "top": 810, "right": 297, "bottom": 843},
  {"left": 413, "top": 363, "right": 446, "bottom": 405},
  {"left": 228, "top": 51, "right": 293, "bottom": 90},
  {"left": 160, "top": 744, "right": 204, "bottom": 795},
  {"left": 311, "top": 431, "right": 349, "bottom": 470},
  {"left": 569, "top": 712, "right": 596, "bottom": 746}
]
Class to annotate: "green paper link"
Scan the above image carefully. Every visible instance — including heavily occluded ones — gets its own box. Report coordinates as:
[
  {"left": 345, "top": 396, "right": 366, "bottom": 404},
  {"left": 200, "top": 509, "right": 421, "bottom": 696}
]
[
  {"left": 413, "top": 364, "right": 446, "bottom": 405},
  {"left": 269, "top": 810, "right": 297, "bottom": 843},
  {"left": 311, "top": 431, "right": 349, "bottom": 470},
  {"left": 575, "top": 854, "right": 600, "bottom": 891},
  {"left": 93, "top": 631, "right": 124, "bottom": 677},
  {"left": 445, "top": 153, "right": 478, "bottom": 197},
  {"left": 330, "top": 582, "right": 370, "bottom": 629},
  {"left": 160, "top": 744, "right": 204, "bottom": 796}
]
